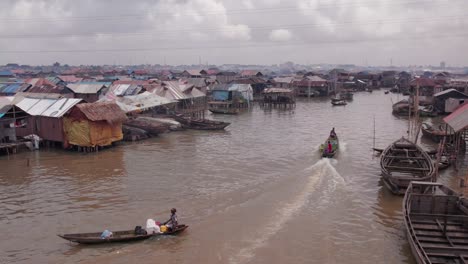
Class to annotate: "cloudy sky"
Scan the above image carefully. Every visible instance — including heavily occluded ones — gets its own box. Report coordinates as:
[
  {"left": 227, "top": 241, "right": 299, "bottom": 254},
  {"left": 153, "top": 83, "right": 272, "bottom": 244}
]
[{"left": 0, "top": 0, "right": 466, "bottom": 66}]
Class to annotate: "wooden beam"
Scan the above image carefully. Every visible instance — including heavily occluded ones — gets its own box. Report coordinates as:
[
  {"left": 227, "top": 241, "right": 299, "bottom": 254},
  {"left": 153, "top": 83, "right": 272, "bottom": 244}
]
[
  {"left": 386, "top": 165, "right": 431, "bottom": 171},
  {"left": 436, "top": 219, "right": 455, "bottom": 247}
]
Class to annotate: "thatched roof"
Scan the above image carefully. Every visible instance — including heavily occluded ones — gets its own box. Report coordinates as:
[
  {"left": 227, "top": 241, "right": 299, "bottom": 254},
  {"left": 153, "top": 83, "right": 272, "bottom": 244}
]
[{"left": 76, "top": 102, "right": 127, "bottom": 123}]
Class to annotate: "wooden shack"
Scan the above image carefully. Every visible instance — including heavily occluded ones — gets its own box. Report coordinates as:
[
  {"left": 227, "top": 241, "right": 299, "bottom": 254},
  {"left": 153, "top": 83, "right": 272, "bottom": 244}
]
[
  {"left": 261, "top": 88, "right": 295, "bottom": 109},
  {"left": 15, "top": 96, "right": 82, "bottom": 147},
  {"left": 67, "top": 83, "right": 107, "bottom": 103},
  {"left": 64, "top": 102, "right": 127, "bottom": 149}
]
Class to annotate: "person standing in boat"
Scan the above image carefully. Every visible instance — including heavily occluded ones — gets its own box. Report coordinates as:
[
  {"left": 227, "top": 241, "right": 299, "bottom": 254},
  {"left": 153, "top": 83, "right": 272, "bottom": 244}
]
[
  {"left": 327, "top": 140, "right": 333, "bottom": 154},
  {"left": 330, "top": 127, "right": 336, "bottom": 138},
  {"left": 164, "top": 208, "right": 178, "bottom": 231}
]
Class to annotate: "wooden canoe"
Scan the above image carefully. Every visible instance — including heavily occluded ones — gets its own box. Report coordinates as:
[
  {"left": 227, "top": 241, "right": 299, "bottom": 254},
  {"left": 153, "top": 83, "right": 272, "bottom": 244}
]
[
  {"left": 421, "top": 123, "right": 453, "bottom": 143},
  {"left": 185, "top": 120, "right": 230, "bottom": 130},
  {"left": 58, "top": 225, "right": 188, "bottom": 245},
  {"left": 209, "top": 108, "right": 239, "bottom": 115},
  {"left": 172, "top": 115, "right": 230, "bottom": 130},
  {"left": 404, "top": 182, "right": 468, "bottom": 264},
  {"left": 331, "top": 99, "right": 347, "bottom": 106},
  {"left": 319, "top": 135, "right": 339, "bottom": 158},
  {"left": 380, "top": 137, "right": 435, "bottom": 195}
]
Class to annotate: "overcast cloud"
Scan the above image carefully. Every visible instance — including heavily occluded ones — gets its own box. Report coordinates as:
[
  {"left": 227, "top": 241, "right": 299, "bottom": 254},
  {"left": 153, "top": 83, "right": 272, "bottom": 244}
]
[{"left": 0, "top": 0, "right": 466, "bottom": 66}]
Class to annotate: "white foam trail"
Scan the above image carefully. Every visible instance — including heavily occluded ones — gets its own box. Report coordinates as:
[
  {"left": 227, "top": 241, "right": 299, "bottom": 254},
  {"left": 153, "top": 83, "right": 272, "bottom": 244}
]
[
  {"left": 229, "top": 159, "right": 342, "bottom": 264},
  {"left": 339, "top": 141, "right": 348, "bottom": 153}
]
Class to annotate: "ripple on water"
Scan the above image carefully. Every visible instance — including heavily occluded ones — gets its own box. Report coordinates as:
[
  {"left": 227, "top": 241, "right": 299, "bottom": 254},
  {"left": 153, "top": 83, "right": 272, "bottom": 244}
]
[{"left": 0, "top": 93, "right": 440, "bottom": 264}]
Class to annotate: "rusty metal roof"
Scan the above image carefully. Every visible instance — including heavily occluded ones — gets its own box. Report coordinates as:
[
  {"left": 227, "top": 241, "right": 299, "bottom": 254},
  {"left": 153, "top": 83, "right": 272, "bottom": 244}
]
[{"left": 443, "top": 102, "right": 468, "bottom": 132}]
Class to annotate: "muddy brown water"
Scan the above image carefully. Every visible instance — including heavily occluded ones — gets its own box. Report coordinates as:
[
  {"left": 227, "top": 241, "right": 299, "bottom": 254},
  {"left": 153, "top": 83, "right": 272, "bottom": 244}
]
[{"left": 0, "top": 91, "right": 461, "bottom": 264}]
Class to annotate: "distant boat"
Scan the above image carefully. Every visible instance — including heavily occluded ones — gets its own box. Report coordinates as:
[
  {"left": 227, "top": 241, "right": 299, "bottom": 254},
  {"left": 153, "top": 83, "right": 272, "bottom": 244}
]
[
  {"left": 404, "top": 182, "right": 468, "bottom": 264},
  {"left": 392, "top": 99, "right": 411, "bottom": 116},
  {"left": 418, "top": 106, "right": 437, "bottom": 117},
  {"left": 380, "top": 137, "right": 435, "bottom": 195},
  {"left": 331, "top": 99, "right": 347, "bottom": 106},
  {"left": 384, "top": 91, "right": 390, "bottom": 94},
  {"left": 319, "top": 135, "right": 339, "bottom": 158},
  {"left": 172, "top": 115, "right": 230, "bottom": 130}
]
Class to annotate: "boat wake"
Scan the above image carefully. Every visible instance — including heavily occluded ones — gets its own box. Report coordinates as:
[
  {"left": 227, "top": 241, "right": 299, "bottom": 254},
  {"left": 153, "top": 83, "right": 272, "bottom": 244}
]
[
  {"left": 229, "top": 159, "right": 344, "bottom": 264},
  {"left": 339, "top": 141, "right": 348, "bottom": 153}
]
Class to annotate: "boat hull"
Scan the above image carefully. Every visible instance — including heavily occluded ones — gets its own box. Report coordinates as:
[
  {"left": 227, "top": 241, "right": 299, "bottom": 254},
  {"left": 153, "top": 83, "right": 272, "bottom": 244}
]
[
  {"left": 209, "top": 109, "right": 239, "bottom": 115},
  {"left": 319, "top": 136, "right": 339, "bottom": 158},
  {"left": 380, "top": 138, "right": 435, "bottom": 195},
  {"left": 58, "top": 225, "right": 188, "bottom": 245},
  {"left": 403, "top": 182, "right": 468, "bottom": 264},
  {"left": 421, "top": 123, "right": 453, "bottom": 143}
]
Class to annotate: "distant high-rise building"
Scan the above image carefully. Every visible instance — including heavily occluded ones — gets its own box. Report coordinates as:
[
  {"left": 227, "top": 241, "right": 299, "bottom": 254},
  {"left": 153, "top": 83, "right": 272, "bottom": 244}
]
[{"left": 440, "top": 61, "right": 446, "bottom": 69}]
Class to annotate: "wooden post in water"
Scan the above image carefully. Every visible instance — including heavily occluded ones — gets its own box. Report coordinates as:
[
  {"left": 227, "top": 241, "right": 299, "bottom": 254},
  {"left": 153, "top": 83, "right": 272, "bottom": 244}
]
[{"left": 373, "top": 115, "right": 376, "bottom": 150}]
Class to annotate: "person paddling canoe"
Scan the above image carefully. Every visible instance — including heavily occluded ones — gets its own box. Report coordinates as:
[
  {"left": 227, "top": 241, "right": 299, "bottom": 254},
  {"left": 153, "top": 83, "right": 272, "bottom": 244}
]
[{"left": 164, "top": 208, "right": 179, "bottom": 231}]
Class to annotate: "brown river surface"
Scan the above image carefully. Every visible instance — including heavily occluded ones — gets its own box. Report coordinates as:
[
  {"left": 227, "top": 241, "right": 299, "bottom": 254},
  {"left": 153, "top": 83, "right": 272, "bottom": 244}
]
[{"left": 0, "top": 91, "right": 463, "bottom": 264}]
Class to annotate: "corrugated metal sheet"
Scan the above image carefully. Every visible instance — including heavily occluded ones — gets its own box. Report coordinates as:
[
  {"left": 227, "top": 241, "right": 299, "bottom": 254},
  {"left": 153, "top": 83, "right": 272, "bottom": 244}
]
[
  {"left": 67, "top": 83, "right": 105, "bottom": 94},
  {"left": 124, "top": 84, "right": 141, "bottom": 96},
  {"left": 263, "top": 88, "right": 293, "bottom": 93},
  {"left": 434, "top": 88, "right": 468, "bottom": 98},
  {"left": 79, "top": 81, "right": 112, "bottom": 88},
  {"left": 443, "top": 102, "right": 468, "bottom": 132},
  {"left": 273, "top": 77, "right": 294, "bottom": 83},
  {"left": 46, "top": 77, "right": 62, "bottom": 85},
  {"left": 42, "top": 98, "right": 82, "bottom": 117},
  {"left": 1, "top": 83, "right": 31, "bottom": 94},
  {"left": 0, "top": 96, "right": 13, "bottom": 117},
  {"left": 228, "top": 84, "right": 253, "bottom": 101},
  {"left": 58, "top": 75, "right": 83, "bottom": 83},
  {"left": 111, "top": 84, "right": 131, "bottom": 96},
  {"left": 162, "top": 81, "right": 189, "bottom": 100},
  {"left": 109, "top": 92, "right": 175, "bottom": 113},
  {"left": 0, "top": 71, "right": 13, "bottom": 77},
  {"left": 16, "top": 97, "right": 81, "bottom": 117}
]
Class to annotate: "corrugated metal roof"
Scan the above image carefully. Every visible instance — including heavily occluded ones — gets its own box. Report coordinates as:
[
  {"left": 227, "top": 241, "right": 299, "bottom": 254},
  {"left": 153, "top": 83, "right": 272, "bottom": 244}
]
[
  {"left": 46, "top": 76, "right": 62, "bottom": 85},
  {"left": 105, "top": 92, "right": 175, "bottom": 113},
  {"left": 5, "top": 83, "right": 29, "bottom": 94},
  {"left": 111, "top": 84, "right": 131, "bottom": 96},
  {"left": 79, "top": 81, "right": 112, "bottom": 87},
  {"left": 443, "top": 102, "right": 468, "bottom": 132},
  {"left": 0, "top": 71, "right": 14, "bottom": 77},
  {"left": 273, "top": 77, "right": 294, "bottom": 83},
  {"left": 67, "top": 83, "right": 105, "bottom": 94},
  {"left": 124, "top": 84, "right": 141, "bottom": 96},
  {"left": 185, "top": 70, "right": 202, "bottom": 76},
  {"left": 0, "top": 96, "right": 13, "bottom": 117},
  {"left": 15, "top": 97, "right": 81, "bottom": 117},
  {"left": 263, "top": 88, "right": 293, "bottom": 93},
  {"left": 58, "top": 75, "right": 83, "bottom": 83},
  {"left": 434, "top": 88, "right": 468, "bottom": 98},
  {"left": 228, "top": 84, "right": 252, "bottom": 93}
]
